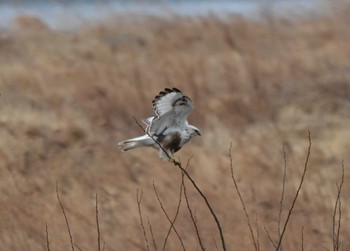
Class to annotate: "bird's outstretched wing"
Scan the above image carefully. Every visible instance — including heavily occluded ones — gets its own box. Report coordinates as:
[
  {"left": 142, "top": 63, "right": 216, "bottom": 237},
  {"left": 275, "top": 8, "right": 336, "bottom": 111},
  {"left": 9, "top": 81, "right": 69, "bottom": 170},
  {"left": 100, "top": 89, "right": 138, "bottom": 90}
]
[
  {"left": 152, "top": 87, "right": 183, "bottom": 116},
  {"left": 147, "top": 88, "right": 194, "bottom": 135}
]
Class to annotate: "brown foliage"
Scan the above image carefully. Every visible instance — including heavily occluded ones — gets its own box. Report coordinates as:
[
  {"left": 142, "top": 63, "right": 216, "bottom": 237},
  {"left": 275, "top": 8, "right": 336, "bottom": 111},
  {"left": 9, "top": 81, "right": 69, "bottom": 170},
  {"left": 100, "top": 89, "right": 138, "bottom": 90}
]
[{"left": 0, "top": 7, "right": 349, "bottom": 250}]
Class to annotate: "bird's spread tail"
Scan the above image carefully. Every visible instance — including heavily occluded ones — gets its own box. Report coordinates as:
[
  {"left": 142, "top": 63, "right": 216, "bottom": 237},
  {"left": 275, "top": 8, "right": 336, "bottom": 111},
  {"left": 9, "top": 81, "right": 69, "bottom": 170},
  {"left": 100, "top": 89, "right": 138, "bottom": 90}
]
[{"left": 118, "top": 135, "right": 153, "bottom": 152}]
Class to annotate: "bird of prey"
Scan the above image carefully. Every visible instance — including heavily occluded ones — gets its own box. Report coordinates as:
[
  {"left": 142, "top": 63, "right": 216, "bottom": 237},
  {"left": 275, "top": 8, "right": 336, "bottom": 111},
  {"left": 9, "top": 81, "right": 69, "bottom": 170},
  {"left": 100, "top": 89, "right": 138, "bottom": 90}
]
[{"left": 118, "top": 87, "right": 200, "bottom": 162}]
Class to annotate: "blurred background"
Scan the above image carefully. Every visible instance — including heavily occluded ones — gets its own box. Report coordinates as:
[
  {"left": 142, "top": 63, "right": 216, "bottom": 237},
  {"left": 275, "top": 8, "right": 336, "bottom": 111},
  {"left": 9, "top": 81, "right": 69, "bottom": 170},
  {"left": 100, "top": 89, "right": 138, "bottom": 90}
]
[
  {"left": 0, "top": 0, "right": 349, "bottom": 250},
  {"left": 0, "top": 0, "right": 327, "bottom": 30}
]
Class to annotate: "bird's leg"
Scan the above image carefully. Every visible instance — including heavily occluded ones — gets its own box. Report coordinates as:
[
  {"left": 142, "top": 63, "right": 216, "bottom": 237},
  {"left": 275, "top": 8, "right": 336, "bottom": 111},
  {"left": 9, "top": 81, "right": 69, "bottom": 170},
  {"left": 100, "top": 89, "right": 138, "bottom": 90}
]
[
  {"left": 168, "top": 156, "right": 176, "bottom": 163},
  {"left": 167, "top": 150, "right": 177, "bottom": 163},
  {"left": 168, "top": 155, "right": 180, "bottom": 165}
]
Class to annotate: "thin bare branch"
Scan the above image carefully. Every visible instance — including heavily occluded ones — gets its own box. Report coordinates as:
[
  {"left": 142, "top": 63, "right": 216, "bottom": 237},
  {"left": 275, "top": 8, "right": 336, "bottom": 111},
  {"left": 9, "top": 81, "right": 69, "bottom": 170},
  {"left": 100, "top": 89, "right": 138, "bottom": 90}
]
[
  {"left": 255, "top": 214, "right": 260, "bottom": 251},
  {"left": 147, "top": 217, "right": 158, "bottom": 251},
  {"left": 45, "top": 223, "right": 51, "bottom": 251},
  {"left": 183, "top": 159, "right": 205, "bottom": 251},
  {"left": 229, "top": 143, "right": 258, "bottom": 251},
  {"left": 278, "top": 144, "right": 288, "bottom": 238},
  {"left": 213, "top": 239, "right": 219, "bottom": 251},
  {"left": 264, "top": 227, "right": 277, "bottom": 249},
  {"left": 136, "top": 189, "right": 150, "bottom": 251},
  {"left": 301, "top": 226, "right": 304, "bottom": 251},
  {"left": 74, "top": 243, "right": 83, "bottom": 251},
  {"left": 276, "top": 131, "right": 312, "bottom": 250},
  {"left": 96, "top": 194, "right": 101, "bottom": 251},
  {"left": 333, "top": 161, "right": 344, "bottom": 251},
  {"left": 178, "top": 155, "right": 226, "bottom": 250},
  {"left": 152, "top": 182, "right": 185, "bottom": 251},
  {"left": 336, "top": 200, "right": 342, "bottom": 250},
  {"left": 176, "top": 165, "right": 226, "bottom": 251},
  {"left": 134, "top": 118, "right": 226, "bottom": 251},
  {"left": 163, "top": 173, "right": 184, "bottom": 250},
  {"left": 56, "top": 183, "right": 75, "bottom": 251}
]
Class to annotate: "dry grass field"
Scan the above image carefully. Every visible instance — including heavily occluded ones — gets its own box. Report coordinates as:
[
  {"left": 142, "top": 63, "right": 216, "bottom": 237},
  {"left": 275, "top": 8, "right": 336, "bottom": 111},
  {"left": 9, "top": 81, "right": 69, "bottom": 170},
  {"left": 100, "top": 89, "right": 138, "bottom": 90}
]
[{"left": 0, "top": 5, "right": 349, "bottom": 251}]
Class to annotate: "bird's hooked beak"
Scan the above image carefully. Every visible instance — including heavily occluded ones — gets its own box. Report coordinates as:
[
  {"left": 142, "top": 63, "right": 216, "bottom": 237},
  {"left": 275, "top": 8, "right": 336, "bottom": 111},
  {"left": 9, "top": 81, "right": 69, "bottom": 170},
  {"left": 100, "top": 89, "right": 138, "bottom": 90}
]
[{"left": 196, "top": 130, "right": 201, "bottom": 136}]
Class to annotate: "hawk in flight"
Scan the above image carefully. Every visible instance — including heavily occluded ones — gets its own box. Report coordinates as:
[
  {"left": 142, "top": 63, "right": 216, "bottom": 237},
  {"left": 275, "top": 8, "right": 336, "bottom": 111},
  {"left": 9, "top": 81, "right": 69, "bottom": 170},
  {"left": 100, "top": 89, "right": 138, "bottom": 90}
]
[{"left": 118, "top": 87, "right": 201, "bottom": 161}]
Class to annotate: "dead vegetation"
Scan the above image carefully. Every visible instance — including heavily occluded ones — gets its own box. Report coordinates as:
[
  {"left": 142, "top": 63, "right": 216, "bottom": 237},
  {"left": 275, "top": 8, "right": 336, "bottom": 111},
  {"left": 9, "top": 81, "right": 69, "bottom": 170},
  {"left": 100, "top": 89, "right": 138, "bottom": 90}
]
[{"left": 0, "top": 5, "right": 349, "bottom": 250}]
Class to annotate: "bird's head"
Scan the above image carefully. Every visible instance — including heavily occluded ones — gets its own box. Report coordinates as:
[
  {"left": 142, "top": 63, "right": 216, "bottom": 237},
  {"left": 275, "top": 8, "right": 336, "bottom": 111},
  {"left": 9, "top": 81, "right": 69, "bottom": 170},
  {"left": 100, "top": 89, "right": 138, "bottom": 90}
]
[{"left": 188, "top": 125, "right": 201, "bottom": 138}]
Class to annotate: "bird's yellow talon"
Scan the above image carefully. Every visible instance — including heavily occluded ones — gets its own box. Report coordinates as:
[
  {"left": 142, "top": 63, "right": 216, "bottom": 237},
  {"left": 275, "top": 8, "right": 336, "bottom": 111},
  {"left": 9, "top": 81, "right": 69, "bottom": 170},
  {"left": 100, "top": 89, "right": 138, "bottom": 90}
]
[{"left": 168, "top": 156, "right": 176, "bottom": 163}]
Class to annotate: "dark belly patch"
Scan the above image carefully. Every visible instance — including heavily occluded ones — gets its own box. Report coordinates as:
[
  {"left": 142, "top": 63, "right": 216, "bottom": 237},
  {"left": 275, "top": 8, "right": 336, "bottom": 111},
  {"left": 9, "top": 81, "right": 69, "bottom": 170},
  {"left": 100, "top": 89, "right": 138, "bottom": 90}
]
[{"left": 162, "top": 131, "right": 181, "bottom": 153}]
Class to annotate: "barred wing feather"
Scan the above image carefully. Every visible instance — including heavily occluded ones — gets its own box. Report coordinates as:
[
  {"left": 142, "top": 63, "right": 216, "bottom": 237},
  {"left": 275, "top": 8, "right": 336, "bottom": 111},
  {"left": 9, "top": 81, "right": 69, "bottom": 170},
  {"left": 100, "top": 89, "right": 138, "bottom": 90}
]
[
  {"left": 152, "top": 88, "right": 183, "bottom": 116},
  {"left": 148, "top": 87, "right": 194, "bottom": 135}
]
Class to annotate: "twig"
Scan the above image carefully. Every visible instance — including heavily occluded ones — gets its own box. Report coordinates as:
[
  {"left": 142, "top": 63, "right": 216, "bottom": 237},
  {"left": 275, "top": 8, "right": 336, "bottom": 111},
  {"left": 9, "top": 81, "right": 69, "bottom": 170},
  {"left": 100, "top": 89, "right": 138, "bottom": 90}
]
[
  {"left": 56, "top": 183, "right": 75, "bottom": 251},
  {"left": 134, "top": 118, "right": 226, "bottom": 251},
  {"left": 174, "top": 153, "right": 226, "bottom": 251},
  {"left": 74, "top": 243, "right": 83, "bottom": 251},
  {"left": 45, "top": 223, "right": 51, "bottom": 251},
  {"left": 176, "top": 164, "right": 226, "bottom": 250},
  {"left": 182, "top": 159, "right": 205, "bottom": 251},
  {"left": 136, "top": 189, "right": 150, "bottom": 251},
  {"left": 96, "top": 194, "right": 101, "bottom": 251},
  {"left": 336, "top": 200, "right": 341, "bottom": 251},
  {"left": 301, "top": 226, "right": 304, "bottom": 251},
  {"left": 264, "top": 227, "right": 277, "bottom": 249},
  {"left": 255, "top": 214, "right": 260, "bottom": 251},
  {"left": 153, "top": 182, "right": 186, "bottom": 251},
  {"left": 213, "top": 239, "right": 219, "bottom": 251},
  {"left": 147, "top": 217, "right": 158, "bottom": 251},
  {"left": 332, "top": 161, "right": 344, "bottom": 251},
  {"left": 278, "top": 144, "right": 288, "bottom": 239},
  {"left": 275, "top": 131, "right": 312, "bottom": 250},
  {"left": 163, "top": 173, "right": 184, "bottom": 250},
  {"left": 229, "top": 143, "right": 258, "bottom": 251}
]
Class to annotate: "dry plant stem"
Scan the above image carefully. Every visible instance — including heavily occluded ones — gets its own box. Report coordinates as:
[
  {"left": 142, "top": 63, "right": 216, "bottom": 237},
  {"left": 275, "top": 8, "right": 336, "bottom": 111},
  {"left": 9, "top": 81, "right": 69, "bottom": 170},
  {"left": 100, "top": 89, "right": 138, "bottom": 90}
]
[
  {"left": 264, "top": 227, "right": 277, "bottom": 249},
  {"left": 275, "top": 131, "right": 312, "bottom": 251},
  {"left": 163, "top": 174, "right": 184, "bottom": 250},
  {"left": 278, "top": 144, "right": 288, "bottom": 239},
  {"left": 74, "top": 243, "right": 83, "bottom": 251},
  {"left": 96, "top": 194, "right": 101, "bottom": 251},
  {"left": 301, "top": 226, "right": 304, "bottom": 251},
  {"left": 229, "top": 143, "right": 258, "bottom": 251},
  {"left": 167, "top": 151, "right": 227, "bottom": 251},
  {"left": 213, "top": 239, "right": 219, "bottom": 251},
  {"left": 183, "top": 171, "right": 205, "bottom": 251},
  {"left": 335, "top": 200, "right": 342, "bottom": 251},
  {"left": 136, "top": 189, "right": 150, "bottom": 251},
  {"left": 332, "top": 161, "right": 344, "bottom": 251},
  {"left": 45, "top": 223, "right": 51, "bottom": 251},
  {"left": 152, "top": 182, "right": 186, "bottom": 251},
  {"left": 56, "top": 183, "right": 75, "bottom": 251},
  {"left": 255, "top": 214, "right": 260, "bottom": 251},
  {"left": 134, "top": 118, "right": 227, "bottom": 251},
  {"left": 147, "top": 217, "right": 158, "bottom": 251}
]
